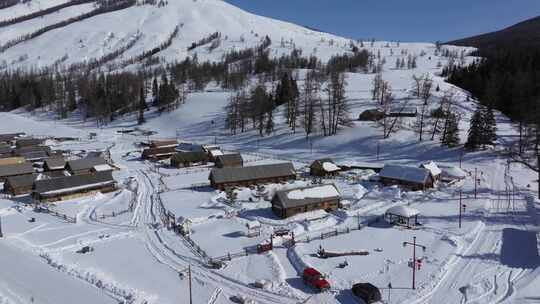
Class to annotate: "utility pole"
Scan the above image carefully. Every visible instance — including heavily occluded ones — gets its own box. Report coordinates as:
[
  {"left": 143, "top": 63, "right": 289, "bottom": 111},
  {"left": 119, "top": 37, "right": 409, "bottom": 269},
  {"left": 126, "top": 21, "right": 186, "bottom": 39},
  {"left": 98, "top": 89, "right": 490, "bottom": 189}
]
[
  {"left": 188, "top": 265, "right": 193, "bottom": 304},
  {"left": 0, "top": 216, "right": 3, "bottom": 238},
  {"left": 403, "top": 236, "right": 426, "bottom": 290},
  {"left": 474, "top": 168, "right": 478, "bottom": 199},
  {"left": 458, "top": 190, "right": 466, "bottom": 228}
]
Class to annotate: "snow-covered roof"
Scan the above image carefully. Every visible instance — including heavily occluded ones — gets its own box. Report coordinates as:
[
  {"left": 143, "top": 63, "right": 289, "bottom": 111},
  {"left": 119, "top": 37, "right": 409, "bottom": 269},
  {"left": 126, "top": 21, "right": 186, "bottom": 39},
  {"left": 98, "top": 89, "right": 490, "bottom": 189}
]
[
  {"left": 246, "top": 220, "right": 261, "bottom": 229},
  {"left": 379, "top": 164, "right": 431, "bottom": 184},
  {"left": 93, "top": 164, "right": 113, "bottom": 172},
  {"left": 322, "top": 162, "right": 340, "bottom": 172},
  {"left": 421, "top": 161, "right": 442, "bottom": 177},
  {"left": 385, "top": 205, "right": 420, "bottom": 218},
  {"left": 273, "top": 184, "right": 341, "bottom": 209},
  {"left": 210, "top": 163, "right": 296, "bottom": 184},
  {"left": 209, "top": 149, "right": 224, "bottom": 157},
  {"left": 440, "top": 166, "right": 467, "bottom": 179}
]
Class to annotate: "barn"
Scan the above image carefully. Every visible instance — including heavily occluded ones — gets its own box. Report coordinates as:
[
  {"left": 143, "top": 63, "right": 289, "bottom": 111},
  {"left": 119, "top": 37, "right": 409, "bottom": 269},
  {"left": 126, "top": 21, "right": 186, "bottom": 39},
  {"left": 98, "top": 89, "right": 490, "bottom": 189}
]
[
  {"left": 170, "top": 151, "right": 209, "bottom": 168},
  {"left": 0, "top": 162, "right": 34, "bottom": 182},
  {"left": 310, "top": 159, "right": 340, "bottom": 177},
  {"left": 4, "top": 174, "right": 36, "bottom": 196},
  {"left": 271, "top": 184, "right": 341, "bottom": 218},
  {"left": 209, "top": 163, "right": 296, "bottom": 190},
  {"left": 141, "top": 146, "right": 177, "bottom": 160},
  {"left": 215, "top": 154, "right": 243, "bottom": 168},
  {"left": 66, "top": 157, "right": 108, "bottom": 175},
  {"left": 33, "top": 171, "right": 117, "bottom": 202},
  {"left": 379, "top": 164, "right": 433, "bottom": 191}
]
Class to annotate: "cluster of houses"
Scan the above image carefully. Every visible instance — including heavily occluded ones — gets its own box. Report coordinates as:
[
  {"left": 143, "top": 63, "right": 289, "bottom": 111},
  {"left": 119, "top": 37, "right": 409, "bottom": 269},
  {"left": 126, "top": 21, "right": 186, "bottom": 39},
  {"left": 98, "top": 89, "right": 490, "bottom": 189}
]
[
  {"left": 0, "top": 133, "right": 117, "bottom": 202},
  {"left": 141, "top": 139, "right": 462, "bottom": 222}
]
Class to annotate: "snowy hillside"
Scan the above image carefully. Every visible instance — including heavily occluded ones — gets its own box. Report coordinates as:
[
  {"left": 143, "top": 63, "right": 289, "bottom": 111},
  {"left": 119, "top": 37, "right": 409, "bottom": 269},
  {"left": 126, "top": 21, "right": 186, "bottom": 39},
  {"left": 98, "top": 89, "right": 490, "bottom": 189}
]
[{"left": 0, "top": 0, "right": 368, "bottom": 71}]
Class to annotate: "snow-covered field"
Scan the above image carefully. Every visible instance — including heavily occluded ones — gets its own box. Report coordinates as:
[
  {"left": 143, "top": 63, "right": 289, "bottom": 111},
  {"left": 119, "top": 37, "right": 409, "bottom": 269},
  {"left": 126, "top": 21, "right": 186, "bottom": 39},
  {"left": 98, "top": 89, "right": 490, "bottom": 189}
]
[{"left": 0, "top": 1, "right": 538, "bottom": 303}]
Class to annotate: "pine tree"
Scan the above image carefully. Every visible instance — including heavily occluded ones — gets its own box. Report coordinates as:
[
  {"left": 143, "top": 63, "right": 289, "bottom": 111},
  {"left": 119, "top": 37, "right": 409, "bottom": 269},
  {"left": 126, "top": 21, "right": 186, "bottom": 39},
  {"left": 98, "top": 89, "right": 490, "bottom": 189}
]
[
  {"left": 481, "top": 106, "right": 497, "bottom": 147},
  {"left": 138, "top": 85, "right": 145, "bottom": 125},
  {"left": 465, "top": 106, "right": 483, "bottom": 150},
  {"left": 441, "top": 113, "right": 460, "bottom": 147}
]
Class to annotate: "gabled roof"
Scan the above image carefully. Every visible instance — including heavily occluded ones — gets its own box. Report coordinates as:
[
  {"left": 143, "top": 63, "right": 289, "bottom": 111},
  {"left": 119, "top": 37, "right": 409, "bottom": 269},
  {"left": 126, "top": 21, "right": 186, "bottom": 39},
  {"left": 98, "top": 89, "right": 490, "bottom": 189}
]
[
  {"left": 142, "top": 146, "right": 177, "bottom": 158},
  {"left": 150, "top": 140, "right": 178, "bottom": 148},
  {"left": 385, "top": 205, "right": 420, "bottom": 218},
  {"left": 15, "top": 138, "right": 44, "bottom": 148},
  {"left": 0, "top": 163, "right": 34, "bottom": 177},
  {"left": 33, "top": 172, "right": 115, "bottom": 195},
  {"left": 273, "top": 184, "right": 340, "bottom": 209},
  {"left": 67, "top": 157, "right": 107, "bottom": 172},
  {"left": 5, "top": 173, "right": 36, "bottom": 188},
  {"left": 172, "top": 151, "right": 208, "bottom": 163},
  {"left": 380, "top": 164, "right": 431, "bottom": 184},
  {"left": 210, "top": 163, "right": 295, "bottom": 184},
  {"left": 215, "top": 154, "right": 243, "bottom": 165},
  {"left": 44, "top": 158, "right": 66, "bottom": 170}
]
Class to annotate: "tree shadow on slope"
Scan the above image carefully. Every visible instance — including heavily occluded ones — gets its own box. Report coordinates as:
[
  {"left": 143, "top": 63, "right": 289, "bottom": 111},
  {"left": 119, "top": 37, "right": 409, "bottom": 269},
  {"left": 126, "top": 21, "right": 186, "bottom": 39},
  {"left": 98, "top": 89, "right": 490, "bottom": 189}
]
[{"left": 500, "top": 228, "right": 540, "bottom": 269}]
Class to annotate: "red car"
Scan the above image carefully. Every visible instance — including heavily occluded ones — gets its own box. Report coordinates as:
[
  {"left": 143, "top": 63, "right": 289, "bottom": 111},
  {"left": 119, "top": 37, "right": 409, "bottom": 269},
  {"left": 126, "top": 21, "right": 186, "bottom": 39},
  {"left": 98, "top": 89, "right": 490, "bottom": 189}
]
[{"left": 302, "top": 267, "right": 330, "bottom": 292}]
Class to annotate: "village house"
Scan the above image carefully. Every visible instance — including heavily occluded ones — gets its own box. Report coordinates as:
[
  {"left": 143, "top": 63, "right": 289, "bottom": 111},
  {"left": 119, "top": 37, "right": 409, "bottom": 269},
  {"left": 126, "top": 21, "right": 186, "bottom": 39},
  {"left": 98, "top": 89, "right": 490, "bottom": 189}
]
[
  {"left": 141, "top": 146, "right": 177, "bottom": 160},
  {"left": 215, "top": 154, "right": 243, "bottom": 168},
  {"left": 15, "top": 138, "right": 44, "bottom": 149},
  {"left": 379, "top": 164, "right": 434, "bottom": 191},
  {"left": 209, "top": 163, "right": 296, "bottom": 190},
  {"left": 271, "top": 184, "right": 341, "bottom": 218},
  {"left": 0, "top": 162, "right": 34, "bottom": 182},
  {"left": 310, "top": 159, "right": 341, "bottom": 177},
  {"left": 4, "top": 174, "right": 36, "bottom": 196},
  {"left": 43, "top": 158, "right": 66, "bottom": 172},
  {"left": 0, "top": 133, "right": 24, "bottom": 144},
  {"left": 340, "top": 161, "right": 385, "bottom": 173},
  {"left": 170, "top": 151, "right": 209, "bottom": 168},
  {"left": 33, "top": 171, "right": 117, "bottom": 202},
  {"left": 66, "top": 157, "right": 108, "bottom": 175}
]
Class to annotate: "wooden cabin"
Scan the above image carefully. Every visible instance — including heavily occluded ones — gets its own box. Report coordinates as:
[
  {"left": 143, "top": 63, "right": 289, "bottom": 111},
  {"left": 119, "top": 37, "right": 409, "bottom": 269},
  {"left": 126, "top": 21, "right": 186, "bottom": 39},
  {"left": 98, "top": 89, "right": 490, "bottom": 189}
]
[
  {"left": 0, "top": 162, "right": 34, "bottom": 182},
  {"left": 209, "top": 163, "right": 296, "bottom": 190},
  {"left": 66, "top": 157, "right": 108, "bottom": 175},
  {"left": 170, "top": 151, "right": 209, "bottom": 168},
  {"left": 379, "top": 164, "right": 433, "bottom": 191},
  {"left": 271, "top": 184, "right": 341, "bottom": 218},
  {"left": 141, "top": 146, "right": 177, "bottom": 161},
  {"left": 33, "top": 172, "right": 117, "bottom": 202},
  {"left": 310, "top": 159, "right": 340, "bottom": 177},
  {"left": 215, "top": 154, "right": 243, "bottom": 168},
  {"left": 43, "top": 158, "right": 66, "bottom": 172},
  {"left": 4, "top": 174, "right": 36, "bottom": 196},
  {"left": 150, "top": 139, "right": 178, "bottom": 149},
  {"left": 384, "top": 205, "right": 420, "bottom": 228}
]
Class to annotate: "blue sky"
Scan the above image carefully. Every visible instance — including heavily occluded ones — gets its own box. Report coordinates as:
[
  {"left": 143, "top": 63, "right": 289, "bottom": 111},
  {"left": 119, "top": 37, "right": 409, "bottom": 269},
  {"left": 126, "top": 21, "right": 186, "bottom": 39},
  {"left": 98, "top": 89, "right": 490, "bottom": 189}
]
[{"left": 224, "top": 0, "right": 540, "bottom": 42}]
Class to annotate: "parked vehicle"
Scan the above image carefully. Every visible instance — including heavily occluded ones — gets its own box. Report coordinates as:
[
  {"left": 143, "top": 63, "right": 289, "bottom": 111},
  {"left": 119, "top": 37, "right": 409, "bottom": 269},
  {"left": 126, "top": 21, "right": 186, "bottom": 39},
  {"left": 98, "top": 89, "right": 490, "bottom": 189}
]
[{"left": 302, "top": 267, "right": 330, "bottom": 292}]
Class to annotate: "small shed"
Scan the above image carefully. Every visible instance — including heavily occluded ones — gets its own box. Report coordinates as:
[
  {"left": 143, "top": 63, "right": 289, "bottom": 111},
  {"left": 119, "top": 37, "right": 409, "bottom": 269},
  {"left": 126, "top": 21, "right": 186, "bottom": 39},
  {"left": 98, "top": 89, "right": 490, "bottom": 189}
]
[
  {"left": 0, "top": 163, "right": 34, "bottom": 182},
  {"left": 379, "top": 164, "right": 433, "bottom": 191},
  {"left": 358, "top": 109, "right": 384, "bottom": 121},
  {"left": 246, "top": 220, "right": 261, "bottom": 237},
  {"left": 66, "top": 157, "right": 108, "bottom": 175},
  {"left": 310, "top": 159, "right": 341, "bottom": 177},
  {"left": 352, "top": 283, "right": 382, "bottom": 304},
  {"left": 209, "top": 163, "right": 296, "bottom": 190},
  {"left": 170, "top": 151, "right": 209, "bottom": 168},
  {"left": 43, "top": 158, "right": 66, "bottom": 172},
  {"left": 387, "top": 106, "right": 418, "bottom": 117},
  {"left": 4, "top": 174, "right": 36, "bottom": 196},
  {"left": 420, "top": 161, "right": 442, "bottom": 182},
  {"left": 384, "top": 205, "right": 420, "bottom": 228},
  {"left": 215, "top": 154, "right": 243, "bottom": 168},
  {"left": 271, "top": 184, "right": 341, "bottom": 218},
  {"left": 91, "top": 164, "right": 114, "bottom": 173}
]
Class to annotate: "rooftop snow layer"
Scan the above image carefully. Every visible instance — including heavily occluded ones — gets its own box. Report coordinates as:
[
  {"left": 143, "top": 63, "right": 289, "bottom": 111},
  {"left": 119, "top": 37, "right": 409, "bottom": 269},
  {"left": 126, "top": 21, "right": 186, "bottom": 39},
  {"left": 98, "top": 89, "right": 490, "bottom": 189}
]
[{"left": 379, "top": 164, "right": 431, "bottom": 184}]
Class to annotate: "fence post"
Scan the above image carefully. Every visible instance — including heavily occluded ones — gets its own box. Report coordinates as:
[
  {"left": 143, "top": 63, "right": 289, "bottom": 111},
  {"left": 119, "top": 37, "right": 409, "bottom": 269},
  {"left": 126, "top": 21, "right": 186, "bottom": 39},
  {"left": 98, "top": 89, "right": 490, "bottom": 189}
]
[{"left": 228, "top": 253, "right": 231, "bottom": 261}]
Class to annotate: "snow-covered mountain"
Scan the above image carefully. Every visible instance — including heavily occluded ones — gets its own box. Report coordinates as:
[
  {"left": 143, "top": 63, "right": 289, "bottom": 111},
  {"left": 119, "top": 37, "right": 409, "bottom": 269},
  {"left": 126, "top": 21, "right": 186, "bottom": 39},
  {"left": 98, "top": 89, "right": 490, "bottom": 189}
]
[{"left": 0, "top": 0, "right": 363, "bottom": 71}]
